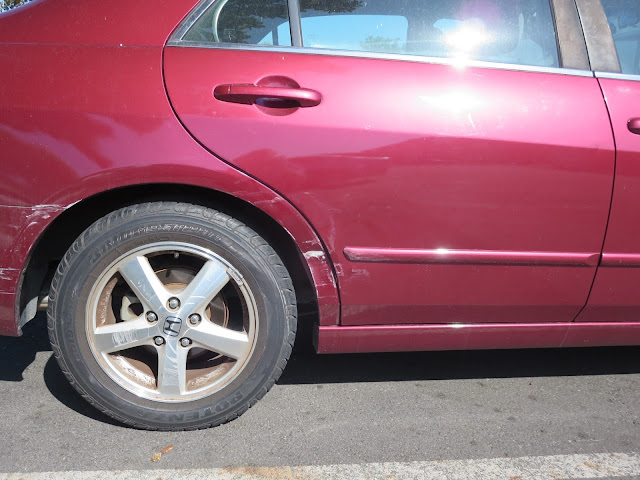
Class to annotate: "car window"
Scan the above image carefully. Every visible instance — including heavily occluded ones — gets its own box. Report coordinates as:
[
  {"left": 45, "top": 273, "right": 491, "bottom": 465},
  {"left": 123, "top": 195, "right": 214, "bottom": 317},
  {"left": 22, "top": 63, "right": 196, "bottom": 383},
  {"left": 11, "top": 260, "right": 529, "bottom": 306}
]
[
  {"left": 184, "top": 0, "right": 291, "bottom": 46},
  {"left": 184, "top": 0, "right": 559, "bottom": 68},
  {"left": 298, "top": 0, "right": 558, "bottom": 67},
  {"left": 601, "top": 0, "right": 640, "bottom": 75}
]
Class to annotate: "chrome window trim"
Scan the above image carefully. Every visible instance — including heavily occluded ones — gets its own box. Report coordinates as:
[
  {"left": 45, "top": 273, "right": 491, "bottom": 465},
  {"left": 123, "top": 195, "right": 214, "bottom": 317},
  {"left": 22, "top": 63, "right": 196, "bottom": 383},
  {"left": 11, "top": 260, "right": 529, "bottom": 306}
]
[
  {"left": 596, "top": 72, "right": 640, "bottom": 82},
  {"left": 166, "top": 40, "right": 594, "bottom": 78}
]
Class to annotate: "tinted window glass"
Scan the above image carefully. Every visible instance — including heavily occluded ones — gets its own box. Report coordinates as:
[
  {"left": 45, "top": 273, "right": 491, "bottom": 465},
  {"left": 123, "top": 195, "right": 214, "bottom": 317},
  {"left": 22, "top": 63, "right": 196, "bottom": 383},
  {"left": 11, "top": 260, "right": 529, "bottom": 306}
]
[
  {"left": 602, "top": 0, "right": 640, "bottom": 75},
  {"left": 299, "top": 0, "right": 559, "bottom": 67},
  {"left": 185, "top": 0, "right": 291, "bottom": 46}
]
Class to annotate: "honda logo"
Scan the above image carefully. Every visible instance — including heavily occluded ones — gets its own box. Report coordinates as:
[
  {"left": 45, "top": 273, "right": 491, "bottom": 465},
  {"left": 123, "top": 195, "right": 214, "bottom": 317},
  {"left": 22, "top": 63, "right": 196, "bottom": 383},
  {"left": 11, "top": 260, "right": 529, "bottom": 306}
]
[{"left": 163, "top": 316, "right": 182, "bottom": 337}]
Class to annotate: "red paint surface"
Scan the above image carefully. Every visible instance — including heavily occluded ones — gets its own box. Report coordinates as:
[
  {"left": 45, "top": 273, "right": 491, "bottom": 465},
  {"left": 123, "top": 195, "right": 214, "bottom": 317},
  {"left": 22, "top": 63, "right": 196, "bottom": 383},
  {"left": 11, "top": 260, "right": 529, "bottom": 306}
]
[
  {"left": 165, "top": 47, "right": 614, "bottom": 325},
  {"left": 578, "top": 78, "right": 640, "bottom": 323},
  {"left": 0, "top": 7, "right": 339, "bottom": 336},
  {"left": 0, "top": 0, "right": 198, "bottom": 47},
  {"left": 316, "top": 322, "right": 640, "bottom": 354}
]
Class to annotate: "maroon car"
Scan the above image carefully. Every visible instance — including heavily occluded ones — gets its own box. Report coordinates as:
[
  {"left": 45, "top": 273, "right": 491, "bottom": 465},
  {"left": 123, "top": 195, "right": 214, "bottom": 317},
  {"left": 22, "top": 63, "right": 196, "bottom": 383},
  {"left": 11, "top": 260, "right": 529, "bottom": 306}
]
[{"left": 1, "top": 0, "right": 639, "bottom": 430}]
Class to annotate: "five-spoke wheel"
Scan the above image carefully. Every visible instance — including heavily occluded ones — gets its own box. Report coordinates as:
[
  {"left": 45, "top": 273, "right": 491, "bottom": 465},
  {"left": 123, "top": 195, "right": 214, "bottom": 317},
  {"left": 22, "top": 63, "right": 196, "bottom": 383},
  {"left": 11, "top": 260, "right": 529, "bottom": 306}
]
[{"left": 88, "top": 243, "right": 257, "bottom": 402}]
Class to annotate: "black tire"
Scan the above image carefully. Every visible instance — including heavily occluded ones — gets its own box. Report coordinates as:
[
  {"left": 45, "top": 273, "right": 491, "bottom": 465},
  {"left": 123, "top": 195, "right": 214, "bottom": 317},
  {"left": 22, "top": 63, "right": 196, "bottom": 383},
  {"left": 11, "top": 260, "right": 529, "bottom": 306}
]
[{"left": 47, "top": 202, "right": 297, "bottom": 430}]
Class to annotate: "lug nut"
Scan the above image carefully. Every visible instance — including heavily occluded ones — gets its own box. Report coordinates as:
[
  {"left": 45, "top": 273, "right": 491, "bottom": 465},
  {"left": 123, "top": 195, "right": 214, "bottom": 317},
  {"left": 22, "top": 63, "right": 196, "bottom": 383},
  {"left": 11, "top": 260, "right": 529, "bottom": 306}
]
[
  {"left": 168, "top": 297, "right": 180, "bottom": 310},
  {"left": 146, "top": 312, "right": 158, "bottom": 323},
  {"left": 188, "top": 314, "right": 201, "bottom": 325},
  {"left": 180, "top": 338, "right": 192, "bottom": 347},
  {"left": 154, "top": 336, "right": 165, "bottom": 346}
]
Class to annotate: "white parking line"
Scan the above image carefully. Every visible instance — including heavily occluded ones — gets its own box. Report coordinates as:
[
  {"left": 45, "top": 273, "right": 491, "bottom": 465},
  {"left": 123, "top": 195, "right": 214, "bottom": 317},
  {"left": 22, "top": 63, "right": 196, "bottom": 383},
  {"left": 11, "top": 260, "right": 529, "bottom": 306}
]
[{"left": 1, "top": 452, "right": 639, "bottom": 480}]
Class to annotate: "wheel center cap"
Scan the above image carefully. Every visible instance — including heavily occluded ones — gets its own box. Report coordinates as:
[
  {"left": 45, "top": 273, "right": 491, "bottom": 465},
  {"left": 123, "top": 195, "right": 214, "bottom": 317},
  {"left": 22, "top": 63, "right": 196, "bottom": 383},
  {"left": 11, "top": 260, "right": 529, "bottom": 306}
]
[{"left": 163, "top": 316, "right": 183, "bottom": 337}]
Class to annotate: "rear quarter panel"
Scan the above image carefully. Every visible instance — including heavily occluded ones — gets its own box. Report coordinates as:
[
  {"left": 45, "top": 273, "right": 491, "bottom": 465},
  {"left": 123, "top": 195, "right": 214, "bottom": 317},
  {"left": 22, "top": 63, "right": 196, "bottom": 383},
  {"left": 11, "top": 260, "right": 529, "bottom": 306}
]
[{"left": 0, "top": 3, "right": 340, "bottom": 335}]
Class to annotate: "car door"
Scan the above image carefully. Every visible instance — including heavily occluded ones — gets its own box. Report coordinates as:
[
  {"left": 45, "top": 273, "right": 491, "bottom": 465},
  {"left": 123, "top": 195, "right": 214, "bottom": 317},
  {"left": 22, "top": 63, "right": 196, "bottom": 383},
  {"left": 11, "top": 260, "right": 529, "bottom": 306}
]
[
  {"left": 575, "top": 0, "right": 640, "bottom": 324},
  {"left": 164, "top": 0, "right": 615, "bottom": 326}
]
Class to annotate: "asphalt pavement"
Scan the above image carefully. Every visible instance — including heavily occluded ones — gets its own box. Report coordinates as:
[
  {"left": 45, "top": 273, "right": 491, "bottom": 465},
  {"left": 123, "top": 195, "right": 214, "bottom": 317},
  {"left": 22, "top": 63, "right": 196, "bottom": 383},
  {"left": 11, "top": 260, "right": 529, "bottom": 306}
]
[{"left": 1, "top": 314, "right": 639, "bottom": 478}]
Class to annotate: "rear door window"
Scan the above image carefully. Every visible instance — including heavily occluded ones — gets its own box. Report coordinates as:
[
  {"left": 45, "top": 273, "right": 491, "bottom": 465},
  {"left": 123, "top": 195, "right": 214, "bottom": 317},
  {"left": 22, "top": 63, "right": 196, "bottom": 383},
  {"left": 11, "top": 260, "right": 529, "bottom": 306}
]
[
  {"left": 298, "top": 0, "right": 559, "bottom": 67},
  {"left": 183, "top": 0, "right": 559, "bottom": 68}
]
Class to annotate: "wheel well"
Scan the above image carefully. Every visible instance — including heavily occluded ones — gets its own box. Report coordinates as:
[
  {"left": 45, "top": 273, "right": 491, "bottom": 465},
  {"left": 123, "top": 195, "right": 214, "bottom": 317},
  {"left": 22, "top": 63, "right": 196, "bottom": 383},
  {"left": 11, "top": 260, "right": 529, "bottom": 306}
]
[{"left": 20, "top": 184, "right": 319, "bottom": 346}]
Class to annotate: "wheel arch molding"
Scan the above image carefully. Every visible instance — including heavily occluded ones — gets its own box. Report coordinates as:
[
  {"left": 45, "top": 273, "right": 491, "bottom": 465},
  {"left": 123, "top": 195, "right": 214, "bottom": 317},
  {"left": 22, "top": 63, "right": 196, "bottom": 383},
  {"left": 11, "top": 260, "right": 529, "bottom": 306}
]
[{"left": 13, "top": 178, "right": 340, "bottom": 337}]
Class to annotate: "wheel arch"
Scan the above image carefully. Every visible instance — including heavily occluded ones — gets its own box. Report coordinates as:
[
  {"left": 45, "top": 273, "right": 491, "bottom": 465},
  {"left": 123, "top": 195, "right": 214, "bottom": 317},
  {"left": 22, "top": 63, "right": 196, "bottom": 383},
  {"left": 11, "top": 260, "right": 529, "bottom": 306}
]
[{"left": 19, "top": 182, "right": 340, "bottom": 340}]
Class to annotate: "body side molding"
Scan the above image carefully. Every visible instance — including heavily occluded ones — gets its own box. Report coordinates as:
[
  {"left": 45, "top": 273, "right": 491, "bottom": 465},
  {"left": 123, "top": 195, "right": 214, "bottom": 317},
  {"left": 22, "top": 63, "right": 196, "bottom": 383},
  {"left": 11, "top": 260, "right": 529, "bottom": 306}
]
[{"left": 343, "top": 247, "right": 600, "bottom": 267}]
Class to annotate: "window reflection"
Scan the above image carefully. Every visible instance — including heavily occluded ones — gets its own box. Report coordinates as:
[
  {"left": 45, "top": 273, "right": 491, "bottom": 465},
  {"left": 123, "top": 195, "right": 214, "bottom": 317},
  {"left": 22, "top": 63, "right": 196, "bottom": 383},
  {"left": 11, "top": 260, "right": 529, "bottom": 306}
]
[{"left": 298, "top": 0, "right": 558, "bottom": 67}]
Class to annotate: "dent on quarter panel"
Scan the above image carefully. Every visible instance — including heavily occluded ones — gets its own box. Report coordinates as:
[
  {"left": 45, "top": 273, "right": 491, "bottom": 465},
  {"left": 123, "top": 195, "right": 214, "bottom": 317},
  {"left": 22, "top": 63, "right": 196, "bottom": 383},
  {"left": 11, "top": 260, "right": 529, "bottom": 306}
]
[
  {"left": 0, "top": 205, "right": 67, "bottom": 286},
  {"left": 0, "top": 269, "right": 20, "bottom": 291},
  {"left": 0, "top": 204, "right": 67, "bottom": 332}
]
